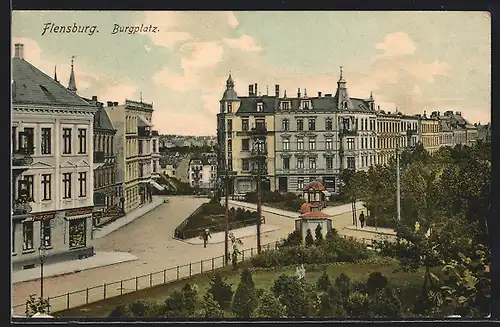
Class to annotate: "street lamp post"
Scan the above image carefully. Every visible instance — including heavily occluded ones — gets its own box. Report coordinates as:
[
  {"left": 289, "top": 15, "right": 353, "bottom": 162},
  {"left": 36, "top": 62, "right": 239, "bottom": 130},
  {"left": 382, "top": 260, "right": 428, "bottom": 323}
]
[
  {"left": 38, "top": 244, "right": 46, "bottom": 300},
  {"left": 396, "top": 136, "right": 401, "bottom": 221}
]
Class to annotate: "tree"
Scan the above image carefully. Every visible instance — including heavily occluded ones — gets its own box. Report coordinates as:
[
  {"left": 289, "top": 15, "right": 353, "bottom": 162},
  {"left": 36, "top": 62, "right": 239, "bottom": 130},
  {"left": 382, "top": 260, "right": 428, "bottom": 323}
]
[
  {"left": 164, "top": 283, "right": 198, "bottom": 317},
  {"left": 372, "top": 287, "right": 403, "bottom": 317},
  {"left": 254, "top": 290, "right": 286, "bottom": 318},
  {"left": 305, "top": 229, "right": 314, "bottom": 247},
  {"left": 366, "top": 272, "right": 388, "bottom": 295},
  {"left": 315, "top": 224, "right": 324, "bottom": 245},
  {"left": 281, "top": 230, "right": 302, "bottom": 247},
  {"left": 25, "top": 295, "right": 50, "bottom": 317},
  {"left": 345, "top": 291, "right": 372, "bottom": 317},
  {"left": 202, "top": 291, "right": 225, "bottom": 318},
  {"left": 208, "top": 273, "right": 233, "bottom": 310},
  {"left": 316, "top": 270, "right": 332, "bottom": 292},
  {"left": 272, "top": 274, "right": 314, "bottom": 318},
  {"left": 232, "top": 268, "right": 258, "bottom": 318}
]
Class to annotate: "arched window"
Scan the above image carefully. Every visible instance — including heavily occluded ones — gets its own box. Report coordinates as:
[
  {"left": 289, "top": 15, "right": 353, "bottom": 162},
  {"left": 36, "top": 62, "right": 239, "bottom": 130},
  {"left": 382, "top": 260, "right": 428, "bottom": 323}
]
[{"left": 343, "top": 101, "right": 348, "bottom": 109}]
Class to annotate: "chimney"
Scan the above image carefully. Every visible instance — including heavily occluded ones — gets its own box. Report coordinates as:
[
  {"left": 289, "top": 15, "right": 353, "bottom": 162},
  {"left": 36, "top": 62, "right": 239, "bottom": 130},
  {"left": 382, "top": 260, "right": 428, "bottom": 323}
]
[
  {"left": 107, "top": 101, "right": 113, "bottom": 107},
  {"left": 423, "top": 110, "right": 427, "bottom": 118},
  {"left": 275, "top": 84, "right": 280, "bottom": 98},
  {"left": 378, "top": 105, "right": 380, "bottom": 110},
  {"left": 318, "top": 91, "right": 322, "bottom": 97},
  {"left": 92, "top": 95, "right": 98, "bottom": 102},
  {"left": 254, "top": 83, "right": 258, "bottom": 96},
  {"left": 297, "top": 88, "right": 301, "bottom": 98},
  {"left": 438, "top": 111, "right": 440, "bottom": 117},
  {"left": 14, "top": 43, "right": 24, "bottom": 59},
  {"left": 113, "top": 102, "right": 118, "bottom": 106},
  {"left": 249, "top": 84, "right": 254, "bottom": 96}
]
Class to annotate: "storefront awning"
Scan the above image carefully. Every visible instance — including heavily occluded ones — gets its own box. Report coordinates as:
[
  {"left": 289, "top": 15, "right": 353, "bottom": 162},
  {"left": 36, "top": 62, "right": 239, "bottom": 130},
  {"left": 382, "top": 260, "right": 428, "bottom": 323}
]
[
  {"left": 149, "top": 179, "right": 165, "bottom": 191},
  {"left": 322, "top": 190, "right": 331, "bottom": 197}
]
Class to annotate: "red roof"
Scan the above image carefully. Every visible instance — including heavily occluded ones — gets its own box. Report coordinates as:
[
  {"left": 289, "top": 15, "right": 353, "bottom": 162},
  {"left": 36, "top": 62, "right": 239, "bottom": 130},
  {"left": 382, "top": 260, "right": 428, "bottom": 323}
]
[
  {"left": 300, "top": 211, "right": 331, "bottom": 219},
  {"left": 303, "top": 180, "right": 326, "bottom": 191}
]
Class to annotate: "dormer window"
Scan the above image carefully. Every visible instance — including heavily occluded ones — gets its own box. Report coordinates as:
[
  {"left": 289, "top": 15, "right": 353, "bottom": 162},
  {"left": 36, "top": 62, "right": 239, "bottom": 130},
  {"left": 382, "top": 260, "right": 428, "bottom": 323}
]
[
  {"left": 301, "top": 100, "right": 311, "bottom": 110},
  {"left": 227, "top": 102, "right": 232, "bottom": 113},
  {"left": 280, "top": 101, "right": 290, "bottom": 110},
  {"left": 370, "top": 102, "right": 374, "bottom": 110},
  {"left": 257, "top": 102, "right": 263, "bottom": 112},
  {"left": 343, "top": 101, "right": 348, "bottom": 109}
]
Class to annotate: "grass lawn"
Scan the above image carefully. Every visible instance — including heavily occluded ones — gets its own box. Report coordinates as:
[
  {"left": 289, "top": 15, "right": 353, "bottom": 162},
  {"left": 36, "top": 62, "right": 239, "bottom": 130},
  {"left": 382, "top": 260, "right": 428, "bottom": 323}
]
[{"left": 54, "top": 258, "right": 427, "bottom": 318}]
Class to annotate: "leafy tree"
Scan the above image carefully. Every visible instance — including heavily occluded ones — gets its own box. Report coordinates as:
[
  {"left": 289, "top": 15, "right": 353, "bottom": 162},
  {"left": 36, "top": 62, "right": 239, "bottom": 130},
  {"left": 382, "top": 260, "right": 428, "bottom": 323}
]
[
  {"left": 272, "top": 274, "right": 314, "bottom": 317},
  {"left": 164, "top": 283, "right": 198, "bottom": 317},
  {"left": 316, "top": 270, "right": 332, "bottom": 292},
  {"left": 202, "top": 291, "right": 225, "bottom": 318},
  {"left": 345, "top": 291, "right": 372, "bottom": 317},
  {"left": 334, "top": 273, "right": 353, "bottom": 303},
  {"left": 366, "top": 272, "right": 388, "bottom": 295},
  {"left": 317, "top": 291, "right": 333, "bottom": 317},
  {"left": 372, "top": 287, "right": 403, "bottom": 317},
  {"left": 25, "top": 294, "right": 50, "bottom": 317},
  {"left": 305, "top": 229, "right": 314, "bottom": 247},
  {"left": 232, "top": 268, "right": 258, "bottom": 318},
  {"left": 315, "top": 224, "right": 324, "bottom": 245},
  {"left": 208, "top": 273, "right": 233, "bottom": 310},
  {"left": 181, "top": 283, "right": 198, "bottom": 314},
  {"left": 254, "top": 290, "right": 286, "bottom": 318}
]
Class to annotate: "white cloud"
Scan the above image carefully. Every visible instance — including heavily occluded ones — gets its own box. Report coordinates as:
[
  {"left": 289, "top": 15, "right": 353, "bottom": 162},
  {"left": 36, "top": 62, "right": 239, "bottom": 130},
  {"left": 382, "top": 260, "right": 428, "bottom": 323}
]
[
  {"left": 153, "top": 67, "right": 200, "bottom": 92},
  {"left": 223, "top": 35, "right": 262, "bottom": 52},
  {"left": 180, "top": 42, "right": 224, "bottom": 69},
  {"left": 376, "top": 32, "right": 416, "bottom": 57}
]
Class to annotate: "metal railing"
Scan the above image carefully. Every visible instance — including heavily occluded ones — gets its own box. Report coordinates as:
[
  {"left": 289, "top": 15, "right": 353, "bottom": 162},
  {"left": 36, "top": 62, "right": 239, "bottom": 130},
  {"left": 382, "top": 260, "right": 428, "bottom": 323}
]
[{"left": 12, "top": 240, "right": 282, "bottom": 316}]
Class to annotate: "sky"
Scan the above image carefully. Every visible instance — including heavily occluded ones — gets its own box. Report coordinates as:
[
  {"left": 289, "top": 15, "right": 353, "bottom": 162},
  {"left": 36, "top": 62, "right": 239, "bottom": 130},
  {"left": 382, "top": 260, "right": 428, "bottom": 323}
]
[{"left": 12, "top": 11, "right": 491, "bottom": 136}]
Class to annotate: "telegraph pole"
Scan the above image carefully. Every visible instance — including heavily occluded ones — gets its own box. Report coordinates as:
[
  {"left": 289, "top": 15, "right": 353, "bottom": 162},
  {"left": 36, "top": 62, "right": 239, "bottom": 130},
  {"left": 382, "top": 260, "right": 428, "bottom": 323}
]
[
  {"left": 396, "top": 137, "right": 401, "bottom": 221},
  {"left": 224, "top": 166, "right": 230, "bottom": 265},
  {"left": 256, "top": 140, "right": 262, "bottom": 254}
]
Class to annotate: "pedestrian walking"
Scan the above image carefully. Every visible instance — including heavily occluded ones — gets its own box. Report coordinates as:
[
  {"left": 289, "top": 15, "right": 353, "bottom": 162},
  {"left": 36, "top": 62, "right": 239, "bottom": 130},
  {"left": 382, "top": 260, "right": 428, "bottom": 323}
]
[
  {"left": 202, "top": 228, "right": 212, "bottom": 248},
  {"left": 359, "top": 212, "right": 365, "bottom": 228}
]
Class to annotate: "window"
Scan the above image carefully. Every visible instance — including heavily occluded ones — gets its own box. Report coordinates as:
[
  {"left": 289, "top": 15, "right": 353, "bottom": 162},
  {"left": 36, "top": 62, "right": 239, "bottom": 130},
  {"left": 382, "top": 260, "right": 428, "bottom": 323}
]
[
  {"left": 255, "top": 119, "right": 265, "bottom": 130},
  {"left": 41, "top": 174, "right": 51, "bottom": 201},
  {"left": 309, "top": 158, "right": 316, "bottom": 169},
  {"left": 326, "top": 157, "right": 333, "bottom": 169},
  {"left": 227, "top": 119, "right": 232, "bottom": 132},
  {"left": 227, "top": 139, "right": 232, "bottom": 151},
  {"left": 12, "top": 224, "right": 16, "bottom": 253},
  {"left": 227, "top": 102, "right": 232, "bottom": 113},
  {"left": 22, "top": 221, "right": 34, "bottom": 251},
  {"left": 325, "top": 119, "right": 333, "bottom": 131},
  {"left": 257, "top": 103, "right": 263, "bottom": 112},
  {"left": 283, "top": 139, "right": 290, "bottom": 150},
  {"left": 297, "top": 138, "right": 304, "bottom": 150},
  {"left": 297, "top": 119, "right": 304, "bottom": 131},
  {"left": 78, "top": 172, "right": 87, "bottom": 197},
  {"left": 281, "top": 102, "right": 290, "bottom": 110},
  {"left": 63, "top": 128, "right": 72, "bottom": 154},
  {"left": 283, "top": 158, "right": 290, "bottom": 170},
  {"left": 308, "top": 138, "right": 316, "bottom": 150},
  {"left": 297, "top": 178, "right": 304, "bottom": 190},
  {"left": 153, "top": 140, "right": 157, "bottom": 153},
  {"left": 63, "top": 173, "right": 72, "bottom": 199},
  {"left": 242, "top": 159, "right": 250, "bottom": 171},
  {"left": 41, "top": 128, "right": 51, "bottom": 154},
  {"left": 12, "top": 127, "right": 17, "bottom": 152},
  {"left": 323, "top": 177, "right": 335, "bottom": 191},
  {"left": 343, "top": 101, "right": 348, "bottom": 109},
  {"left": 346, "top": 138, "right": 355, "bottom": 150},
  {"left": 308, "top": 119, "right": 316, "bottom": 131},
  {"left": 42, "top": 220, "right": 51, "bottom": 247},
  {"left": 326, "top": 138, "right": 333, "bottom": 150},
  {"left": 369, "top": 138, "right": 373, "bottom": 149},
  {"left": 18, "top": 175, "right": 34, "bottom": 201},
  {"left": 347, "top": 157, "right": 355, "bottom": 169},
  {"left": 69, "top": 219, "right": 86, "bottom": 249},
  {"left": 242, "top": 139, "right": 250, "bottom": 151},
  {"left": 19, "top": 128, "right": 34, "bottom": 154},
  {"left": 242, "top": 119, "right": 249, "bottom": 131},
  {"left": 78, "top": 129, "right": 87, "bottom": 154},
  {"left": 297, "top": 158, "right": 304, "bottom": 169},
  {"left": 302, "top": 101, "right": 311, "bottom": 109},
  {"left": 282, "top": 119, "right": 289, "bottom": 131}
]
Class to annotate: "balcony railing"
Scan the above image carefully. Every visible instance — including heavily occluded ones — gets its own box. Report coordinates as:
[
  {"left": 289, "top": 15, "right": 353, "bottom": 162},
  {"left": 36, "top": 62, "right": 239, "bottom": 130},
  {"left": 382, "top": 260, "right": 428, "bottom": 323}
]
[
  {"left": 12, "top": 199, "right": 32, "bottom": 216},
  {"left": 138, "top": 127, "right": 151, "bottom": 137},
  {"left": 12, "top": 148, "right": 34, "bottom": 167},
  {"left": 340, "top": 128, "right": 358, "bottom": 136},
  {"left": 94, "top": 151, "right": 105, "bottom": 163},
  {"left": 250, "top": 124, "right": 268, "bottom": 135},
  {"left": 251, "top": 147, "right": 268, "bottom": 157}
]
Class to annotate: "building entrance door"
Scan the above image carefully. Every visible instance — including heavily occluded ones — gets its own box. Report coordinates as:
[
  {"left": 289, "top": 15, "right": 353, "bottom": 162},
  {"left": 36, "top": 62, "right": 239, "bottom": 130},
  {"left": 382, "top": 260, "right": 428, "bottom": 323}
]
[{"left": 278, "top": 177, "right": 288, "bottom": 193}]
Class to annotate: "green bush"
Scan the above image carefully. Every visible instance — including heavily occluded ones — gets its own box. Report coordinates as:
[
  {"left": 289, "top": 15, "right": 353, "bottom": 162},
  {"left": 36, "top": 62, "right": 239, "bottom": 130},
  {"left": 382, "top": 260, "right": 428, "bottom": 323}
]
[
  {"left": 202, "top": 291, "right": 225, "bottom": 318},
  {"left": 254, "top": 290, "right": 286, "bottom": 318},
  {"left": 208, "top": 273, "right": 233, "bottom": 310},
  {"left": 281, "top": 230, "right": 302, "bottom": 247},
  {"left": 346, "top": 291, "right": 372, "bottom": 317},
  {"left": 305, "top": 229, "right": 314, "bottom": 247},
  {"left": 317, "top": 291, "right": 333, "bottom": 316},
  {"left": 272, "top": 274, "right": 314, "bottom": 318},
  {"left": 315, "top": 224, "right": 324, "bottom": 245},
  {"left": 232, "top": 268, "right": 258, "bottom": 318},
  {"left": 108, "top": 304, "right": 134, "bottom": 318},
  {"left": 316, "top": 270, "right": 332, "bottom": 292},
  {"left": 366, "top": 272, "right": 388, "bottom": 295},
  {"left": 372, "top": 287, "right": 403, "bottom": 317},
  {"left": 164, "top": 283, "right": 198, "bottom": 317},
  {"left": 335, "top": 273, "right": 354, "bottom": 301}
]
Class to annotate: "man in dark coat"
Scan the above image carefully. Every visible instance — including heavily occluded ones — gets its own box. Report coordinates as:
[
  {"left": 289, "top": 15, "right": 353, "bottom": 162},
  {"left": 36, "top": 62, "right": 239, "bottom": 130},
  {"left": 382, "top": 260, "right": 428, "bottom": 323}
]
[
  {"left": 202, "top": 228, "right": 212, "bottom": 248},
  {"left": 359, "top": 212, "right": 366, "bottom": 228}
]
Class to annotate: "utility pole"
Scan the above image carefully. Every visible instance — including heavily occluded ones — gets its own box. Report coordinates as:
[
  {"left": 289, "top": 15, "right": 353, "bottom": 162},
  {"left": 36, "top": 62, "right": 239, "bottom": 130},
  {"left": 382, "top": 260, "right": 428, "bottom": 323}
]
[
  {"left": 256, "top": 140, "right": 262, "bottom": 254},
  {"left": 224, "top": 165, "right": 229, "bottom": 265},
  {"left": 396, "top": 136, "right": 401, "bottom": 221}
]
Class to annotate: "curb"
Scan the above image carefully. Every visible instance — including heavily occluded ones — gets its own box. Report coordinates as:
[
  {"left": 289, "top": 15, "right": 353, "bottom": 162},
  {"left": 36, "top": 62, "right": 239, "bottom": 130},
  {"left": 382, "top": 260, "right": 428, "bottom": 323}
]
[
  {"left": 343, "top": 226, "right": 396, "bottom": 237},
  {"left": 183, "top": 225, "right": 283, "bottom": 245}
]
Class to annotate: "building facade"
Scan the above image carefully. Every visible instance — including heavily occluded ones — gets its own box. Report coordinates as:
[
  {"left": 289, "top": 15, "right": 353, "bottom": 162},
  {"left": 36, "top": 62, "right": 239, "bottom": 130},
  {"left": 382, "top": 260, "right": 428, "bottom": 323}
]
[
  {"left": 376, "top": 111, "right": 402, "bottom": 165},
  {"left": 105, "top": 100, "right": 164, "bottom": 214},
  {"left": 188, "top": 156, "right": 217, "bottom": 193},
  {"left": 420, "top": 112, "right": 441, "bottom": 154},
  {"left": 12, "top": 44, "right": 96, "bottom": 269}
]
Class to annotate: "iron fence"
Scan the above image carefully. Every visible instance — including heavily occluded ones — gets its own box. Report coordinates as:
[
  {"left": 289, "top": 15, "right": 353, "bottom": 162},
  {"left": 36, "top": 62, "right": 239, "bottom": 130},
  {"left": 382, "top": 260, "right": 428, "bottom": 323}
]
[{"left": 12, "top": 240, "right": 281, "bottom": 317}]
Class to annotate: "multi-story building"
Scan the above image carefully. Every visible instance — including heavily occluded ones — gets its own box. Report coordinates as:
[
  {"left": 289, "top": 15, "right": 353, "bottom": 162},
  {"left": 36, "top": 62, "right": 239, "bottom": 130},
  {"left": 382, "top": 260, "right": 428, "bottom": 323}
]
[
  {"left": 12, "top": 44, "right": 96, "bottom": 269},
  {"left": 400, "top": 114, "right": 420, "bottom": 148},
  {"left": 217, "top": 75, "right": 276, "bottom": 195},
  {"left": 151, "top": 131, "right": 161, "bottom": 180},
  {"left": 188, "top": 156, "right": 217, "bottom": 193},
  {"left": 420, "top": 112, "right": 441, "bottom": 154},
  {"left": 476, "top": 123, "right": 491, "bottom": 143},
  {"left": 274, "top": 69, "right": 377, "bottom": 194},
  {"left": 105, "top": 99, "right": 164, "bottom": 214},
  {"left": 376, "top": 111, "right": 403, "bottom": 165},
  {"left": 82, "top": 96, "right": 122, "bottom": 227}
]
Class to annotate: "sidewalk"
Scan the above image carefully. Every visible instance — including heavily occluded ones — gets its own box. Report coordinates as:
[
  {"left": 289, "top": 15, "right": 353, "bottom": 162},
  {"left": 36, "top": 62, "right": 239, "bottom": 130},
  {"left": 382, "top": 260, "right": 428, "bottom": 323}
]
[
  {"left": 12, "top": 252, "right": 139, "bottom": 284},
  {"left": 184, "top": 224, "right": 282, "bottom": 245},
  {"left": 93, "top": 196, "right": 166, "bottom": 239},
  {"left": 344, "top": 225, "right": 396, "bottom": 236}
]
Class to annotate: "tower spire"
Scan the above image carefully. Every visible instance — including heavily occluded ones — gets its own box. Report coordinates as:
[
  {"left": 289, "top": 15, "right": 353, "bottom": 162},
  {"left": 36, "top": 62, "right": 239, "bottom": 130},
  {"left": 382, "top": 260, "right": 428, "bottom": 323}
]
[
  {"left": 67, "top": 56, "right": 77, "bottom": 93},
  {"left": 54, "top": 65, "right": 59, "bottom": 83},
  {"left": 335, "top": 65, "right": 352, "bottom": 110}
]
